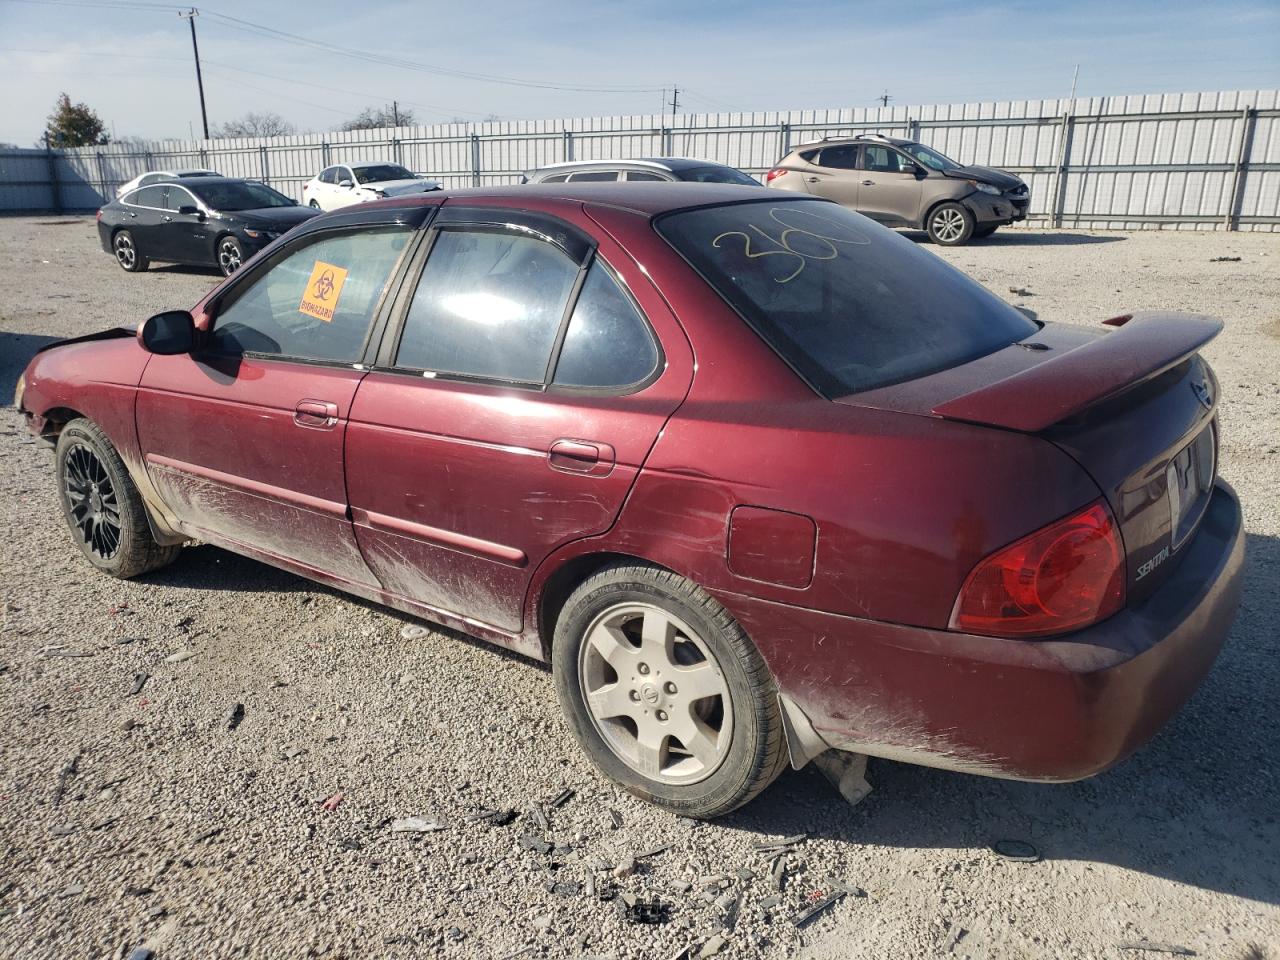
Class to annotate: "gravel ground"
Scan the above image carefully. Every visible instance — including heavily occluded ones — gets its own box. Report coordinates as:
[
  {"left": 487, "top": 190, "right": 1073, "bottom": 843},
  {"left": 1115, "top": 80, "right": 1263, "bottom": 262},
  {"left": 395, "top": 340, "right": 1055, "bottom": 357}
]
[{"left": 1, "top": 215, "right": 1277, "bottom": 960}]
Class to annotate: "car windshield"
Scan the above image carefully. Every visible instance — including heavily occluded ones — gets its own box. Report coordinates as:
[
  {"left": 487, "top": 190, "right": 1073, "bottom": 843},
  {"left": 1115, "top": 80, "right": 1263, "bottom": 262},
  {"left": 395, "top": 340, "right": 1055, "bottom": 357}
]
[
  {"left": 675, "top": 165, "right": 759, "bottom": 185},
  {"left": 189, "top": 181, "right": 296, "bottom": 211},
  {"left": 656, "top": 199, "right": 1037, "bottom": 396},
  {"left": 900, "top": 143, "right": 963, "bottom": 172},
  {"left": 354, "top": 164, "right": 416, "bottom": 184}
]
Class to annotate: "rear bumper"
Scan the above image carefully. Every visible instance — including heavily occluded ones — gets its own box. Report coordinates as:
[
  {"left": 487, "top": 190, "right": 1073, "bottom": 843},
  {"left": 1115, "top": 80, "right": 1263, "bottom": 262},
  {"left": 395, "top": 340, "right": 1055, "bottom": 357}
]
[{"left": 725, "top": 479, "right": 1244, "bottom": 781}]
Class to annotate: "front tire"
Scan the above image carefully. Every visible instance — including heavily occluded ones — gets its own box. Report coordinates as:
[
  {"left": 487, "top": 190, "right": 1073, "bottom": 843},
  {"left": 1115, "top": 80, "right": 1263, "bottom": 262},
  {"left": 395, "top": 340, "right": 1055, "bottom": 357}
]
[
  {"left": 216, "top": 235, "right": 245, "bottom": 276},
  {"left": 55, "top": 419, "right": 181, "bottom": 579},
  {"left": 927, "top": 202, "right": 975, "bottom": 246},
  {"left": 113, "top": 230, "right": 148, "bottom": 272},
  {"left": 309, "top": 199, "right": 321, "bottom": 210},
  {"left": 552, "top": 563, "right": 788, "bottom": 818}
]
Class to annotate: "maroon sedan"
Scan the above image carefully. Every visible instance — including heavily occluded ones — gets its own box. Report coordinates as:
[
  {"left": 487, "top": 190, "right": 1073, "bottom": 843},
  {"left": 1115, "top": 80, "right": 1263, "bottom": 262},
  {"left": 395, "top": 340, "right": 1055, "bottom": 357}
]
[{"left": 16, "top": 185, "right": 1243, "bottom": 817}]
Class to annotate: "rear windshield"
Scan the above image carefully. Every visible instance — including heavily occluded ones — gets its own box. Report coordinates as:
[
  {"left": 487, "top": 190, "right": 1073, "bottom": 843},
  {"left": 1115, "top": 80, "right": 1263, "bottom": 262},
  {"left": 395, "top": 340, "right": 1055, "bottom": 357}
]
[
  {"left": 656, "top": 199, "right": 1037, "bottom": 395},
  {"left": 674, "top": 165, "right": 759, "bottom": 185}
]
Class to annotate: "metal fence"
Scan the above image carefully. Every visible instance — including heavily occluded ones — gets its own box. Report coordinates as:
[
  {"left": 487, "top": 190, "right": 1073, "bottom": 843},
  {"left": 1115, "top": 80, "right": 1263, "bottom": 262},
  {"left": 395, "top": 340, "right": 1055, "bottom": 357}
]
[{"left": 2, "top": 88, "right": 1277, "bottom": 230}]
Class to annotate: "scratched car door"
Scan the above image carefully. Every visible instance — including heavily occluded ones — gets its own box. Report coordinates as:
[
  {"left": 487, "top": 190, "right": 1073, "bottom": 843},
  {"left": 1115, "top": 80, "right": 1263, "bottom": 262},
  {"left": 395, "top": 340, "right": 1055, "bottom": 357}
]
[
  {"left": 344, "top": 204, "right": 693, "bottom": 634},
  {"left": 136, "top": 219, "right": 418, "bottom": 582}
]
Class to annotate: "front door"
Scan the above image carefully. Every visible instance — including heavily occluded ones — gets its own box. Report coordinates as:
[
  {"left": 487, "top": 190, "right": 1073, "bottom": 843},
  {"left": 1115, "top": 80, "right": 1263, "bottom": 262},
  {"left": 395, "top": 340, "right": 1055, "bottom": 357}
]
[
  {"left": 157, "top": 184, "right": 213, "bottom": 264},
  {"left": 345, "top": 204, "right": 693, "bottom": 633},
  {"left": 136, "top": 219, "right": 419, "bottom": 584},
  {"left": 857, "top": 144, "right": 924, "bottom": 225}
]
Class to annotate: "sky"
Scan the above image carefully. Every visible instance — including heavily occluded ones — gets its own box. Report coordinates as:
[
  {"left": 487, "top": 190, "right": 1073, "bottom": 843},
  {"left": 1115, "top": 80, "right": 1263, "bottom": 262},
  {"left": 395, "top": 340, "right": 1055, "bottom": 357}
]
[{"left": 0, "top": 0, "right": 1277, "bottom": 144}]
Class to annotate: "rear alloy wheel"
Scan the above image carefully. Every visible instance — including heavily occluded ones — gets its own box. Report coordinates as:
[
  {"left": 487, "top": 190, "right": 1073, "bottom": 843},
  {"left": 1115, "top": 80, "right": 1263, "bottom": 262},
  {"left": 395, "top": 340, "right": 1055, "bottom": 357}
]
[
  {"left": 217, "top": 235, "right": 245, "bottom": 276},
  {"left": 113, "top": 229, "right": 148, "bottom": 272},
  {"left": 553, "top": 564, "right": 788, "bottom": 818},
  {"left": 927, "top": 202, "right": 975, "bottom": 246},
  {"left": 309, "top": 199, "right": 321, "bottom": 209},
  {"left": 56, "top": 419, "right": 181, "bottom": 578}
]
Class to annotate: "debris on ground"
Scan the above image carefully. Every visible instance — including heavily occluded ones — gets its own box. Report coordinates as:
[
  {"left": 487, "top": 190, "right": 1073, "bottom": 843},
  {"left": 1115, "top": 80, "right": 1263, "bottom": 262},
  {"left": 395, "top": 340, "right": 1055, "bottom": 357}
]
[
  {"left": 942, "top": 924, "right": 968, "bottom": 952},
  {"left": 635, "top": 843, "right": 672, "bottom": 860},
  {"left": 223, "top": 702, "right": 245, "bottom": 730},
  {"left": 547, "top": 787, "right": 574, "bottom": 808},
  {"left": 128, "top": 672, "right": 149, "bottom": 696},
  {"left": 320, "top": 792, "right": 343, "bottom": 812},
  {"left": 753, "top": 834, "right": 806, "bottom": 855},
  {"left": 991, "top": 839, "right": 1041, "bottom": 862},
  {"left": 126, "top": 948, "right": 155, "bottom": 960},
  {"left": 43, "top": 646, "right": 93, "bottom": 658},
  {"left": 468, "top": 807, "right": 517, "bottom": 827},
  {"left": 399, "top": 624, "right": 430, "bottom": 640},
  {"left": 1209, "top": 256, "right": 1242, "bottom": 262},
  {"left": 1009, "top": 286, "right": 1034, "bottom": 295},
  {"left": 814, "top": 751, "right": 873, "bottom": 808},
  {"left": 52, "top": 750, "right": 81, "bottom": 805},
  {"left": 390, "top": 816, "right": 445, "bottom": 833},
  {"left": 791, "top": 879, "right": 864, "bottom": 929},
  {"left": 1118, "top": 941, "right": 1198, "bottom": 956},
  {"left": 608, "top": 808, "right": 623, "bottom": 830},
  {"left": 621, "top": 899, "right": 672, "bottom": 925},
  {"left": 164, "top": 650, "right": 194, "bottom": 664},
  {"left": 521, "top": 834, "right": 553, "bottom": 855},
  {"left": 527, "top": 803, "right": 551, "bottom": 832},
  {"left": 281, "top": 746, "right": 307, "bottom": 760},
  {"left": 612, "top": 857, "right": 638, "bottom": 879},
  {"left": 699, "top": 934, "right": 728, "bottom": 957}
]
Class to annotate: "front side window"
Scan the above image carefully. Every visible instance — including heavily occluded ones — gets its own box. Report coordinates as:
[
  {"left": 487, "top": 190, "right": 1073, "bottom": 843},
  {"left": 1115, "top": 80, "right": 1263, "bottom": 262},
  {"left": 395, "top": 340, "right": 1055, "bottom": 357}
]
[
  {"left": 210, "top": 227, "right": 411, "bottom": 363},
  {"left": 626, "top": 171, "right": 667, "bottom": 182},
  {"left": 164, "top": 186, "right": 198, "bottom": 211},
  {"left": 568, "top": 171, "right": 618, "bottom": 182},
  {"left": 396, "top": 228, "right": 580, "bottom": 383},
  {"left": 553, "top": 262, "right": 659, "bottom": 389},
  {"left": 862, "top": 146, "right": 911, "bottom": 173},
  {"left": 657, "top": 199, "right": 1037, "bottom": 396}
]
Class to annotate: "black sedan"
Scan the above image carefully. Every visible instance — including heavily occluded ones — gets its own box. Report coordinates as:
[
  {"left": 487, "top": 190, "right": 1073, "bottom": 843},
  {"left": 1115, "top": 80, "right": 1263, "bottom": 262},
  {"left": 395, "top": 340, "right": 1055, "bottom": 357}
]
[{"left": 98, "top": 177, "right": 319, "bottom": 277}]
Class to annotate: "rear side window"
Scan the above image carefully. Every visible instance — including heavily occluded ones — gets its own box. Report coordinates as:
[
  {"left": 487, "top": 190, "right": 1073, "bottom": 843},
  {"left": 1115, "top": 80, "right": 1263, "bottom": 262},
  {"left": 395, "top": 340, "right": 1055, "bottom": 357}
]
[
  {"left": 396, "top": 228, "right": 580, "bottom": 383},
  {"left": 539, "top": 173, "right": 569, "bottom": 183},
  {"left": 568, "top": 171, "right": 618, "bottom": 182},
  {"left": 657, "top": 200, "right": 1037, "bottom": 396},
  {"left": 553, "top": 262, "right": 659, "bottom": 389},
  {"left": 210, "top": 227, "right": 411, "bottom": 363},
  {"left": 133, "top": 185, "right": 167, "bottom": 207},
  {"left": 626, "top": 171, "right": 667, "bottom": 182},
  {"left": 815, "top": 145, "right": 858, "bottom": 169}
]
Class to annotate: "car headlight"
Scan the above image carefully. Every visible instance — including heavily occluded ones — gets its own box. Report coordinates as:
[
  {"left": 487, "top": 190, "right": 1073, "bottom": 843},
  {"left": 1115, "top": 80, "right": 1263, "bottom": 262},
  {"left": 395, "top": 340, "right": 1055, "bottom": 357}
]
[
  {"left": 972, "top": 181, "right": 1002, "bottom": 196},
  {"left": 242, "top": 228, "right": 278, "bottom": 240},
  {"left": 13, "top": 372, "right": 25, "bottom": 410}
]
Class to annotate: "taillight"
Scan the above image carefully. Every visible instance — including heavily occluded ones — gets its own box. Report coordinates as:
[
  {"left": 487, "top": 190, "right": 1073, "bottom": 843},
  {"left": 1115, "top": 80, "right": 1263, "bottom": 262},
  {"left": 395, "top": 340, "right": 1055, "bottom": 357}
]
[
  {"left": 951, "top": 500, "right": 1125, "bottom": 638},
  {"left": 96, "top": 209, "right": 103, "bottom": 222},
  {"left": 765, "top": 167, "right": 786, "bottom": 183}
]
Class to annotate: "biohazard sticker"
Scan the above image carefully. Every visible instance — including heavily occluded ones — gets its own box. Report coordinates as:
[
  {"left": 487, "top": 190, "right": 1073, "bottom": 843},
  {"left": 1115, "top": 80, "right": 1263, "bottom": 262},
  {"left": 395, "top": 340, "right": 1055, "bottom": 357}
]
[{"left": 299, "top": 261, "right": 349, "bottom": 322}]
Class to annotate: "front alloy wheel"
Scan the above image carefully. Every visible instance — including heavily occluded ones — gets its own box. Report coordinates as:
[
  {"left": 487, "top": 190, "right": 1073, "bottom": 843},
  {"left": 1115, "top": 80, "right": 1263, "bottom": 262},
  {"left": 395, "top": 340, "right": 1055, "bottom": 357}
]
[
  {"left": 217, "top": 236, "right": 244, "bottom": 276},
  {"left": 927, "top": 202, "right": 975, "bottom": 246}
]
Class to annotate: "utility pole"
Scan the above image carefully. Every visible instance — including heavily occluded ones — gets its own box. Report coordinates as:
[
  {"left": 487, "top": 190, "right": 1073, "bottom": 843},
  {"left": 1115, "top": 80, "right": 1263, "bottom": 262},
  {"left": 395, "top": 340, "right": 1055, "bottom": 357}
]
[
  {"left": 392, "top": 100, "right": 400, "bottom": 126},
  {"left": 877, "top": 90, "right": 892, "bottom": 108},
  {"left": 179, "top": 8, "right": 209, "bottom": 139},
  {"left": 669, "top": 86, "right": 679, "bottom": 127},
  {"left": 1068, "top": 64, "right": 1079, "bottom": 110}
]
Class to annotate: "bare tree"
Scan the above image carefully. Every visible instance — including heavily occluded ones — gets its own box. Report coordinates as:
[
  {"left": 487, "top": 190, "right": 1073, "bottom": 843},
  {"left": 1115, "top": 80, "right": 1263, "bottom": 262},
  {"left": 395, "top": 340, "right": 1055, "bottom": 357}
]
[
  {"left": 213, "top": 111, "right": 296, "bottom": 138},
  {"left": 342, "top": 104, "right": 416, "bottom": 131}
]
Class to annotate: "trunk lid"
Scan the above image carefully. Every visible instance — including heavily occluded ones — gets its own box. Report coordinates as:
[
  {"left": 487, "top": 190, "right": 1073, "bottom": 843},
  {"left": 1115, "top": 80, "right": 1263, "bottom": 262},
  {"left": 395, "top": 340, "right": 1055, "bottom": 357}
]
[{"left": 839, "top": 312, "right": 1223, "bottom": 603}]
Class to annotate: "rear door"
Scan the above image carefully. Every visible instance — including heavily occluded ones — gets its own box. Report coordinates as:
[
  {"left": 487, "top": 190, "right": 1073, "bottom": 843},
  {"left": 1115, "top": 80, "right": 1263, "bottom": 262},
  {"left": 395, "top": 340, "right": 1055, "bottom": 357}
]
[
  {"left": 857, "top": 144, "right": 924, "bottom": 225},
  {"left": 136, "top": 211, "right": 425, "bottom": 584},
  {"left": 802, "top": 144, "right": 862, "bottom": 207},
  {"left": 345, "top": 202, "right": 693, "bottom": 632},
  {"left": 125, "top": 184, "right": 169, "bottom": 257}
]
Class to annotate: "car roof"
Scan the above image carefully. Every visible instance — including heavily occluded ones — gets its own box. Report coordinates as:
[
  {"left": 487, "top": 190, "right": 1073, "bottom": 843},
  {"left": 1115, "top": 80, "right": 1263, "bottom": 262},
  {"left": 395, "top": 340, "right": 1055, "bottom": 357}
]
[
  {"left": 792, "top": 134, "right": 916, "bottom": 151},
  {"left": 372, "top": 181, "right": 783, "bottom": 217},
  {"left": 530, "top": 157, "right": 730, "bottom": 174}
]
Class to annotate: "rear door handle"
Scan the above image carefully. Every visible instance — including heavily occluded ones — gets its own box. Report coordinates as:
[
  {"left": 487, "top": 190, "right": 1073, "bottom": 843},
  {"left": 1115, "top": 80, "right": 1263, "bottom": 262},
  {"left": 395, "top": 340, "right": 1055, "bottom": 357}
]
[
  {"left": 549, "top": 438, "right": 615, "bottom": 477},
  {"left": 294, "top": 399, "right": 338, "bottom": 429},
  {"left": 162, "top": 215, "right": 173, "bottom": 222},
  {"left": 861, "top": 179, "right": 875, "bottom": 186}
]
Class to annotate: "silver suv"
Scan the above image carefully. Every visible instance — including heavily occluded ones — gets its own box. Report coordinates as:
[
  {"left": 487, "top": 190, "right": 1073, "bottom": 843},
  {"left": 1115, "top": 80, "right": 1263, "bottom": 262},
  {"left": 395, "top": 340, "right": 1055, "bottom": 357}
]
[
  {"left": 766, "top": 134, "right": 1029, "bottom": 245},
  {"left": 524, "top": 157, "right": 758, "bottom": 185}
]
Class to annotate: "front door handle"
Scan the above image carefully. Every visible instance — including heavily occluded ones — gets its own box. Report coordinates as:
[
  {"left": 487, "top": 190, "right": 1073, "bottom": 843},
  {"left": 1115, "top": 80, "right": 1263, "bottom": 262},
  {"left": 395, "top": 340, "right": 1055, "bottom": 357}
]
[
  {"left": 805, "top": 176, "right": 821, "bottom": 183},
  {"left": 549, "top": 438, "right": 615, "bottom": 477},
  {"left": 162, "top": 215, "right": 173, "bottom": 222},
  {"left": 861, "top": 179, "right": 875, "bottom": 186},
  {"left": 294, "top": 399, "right": 338, "bottom": 429}
]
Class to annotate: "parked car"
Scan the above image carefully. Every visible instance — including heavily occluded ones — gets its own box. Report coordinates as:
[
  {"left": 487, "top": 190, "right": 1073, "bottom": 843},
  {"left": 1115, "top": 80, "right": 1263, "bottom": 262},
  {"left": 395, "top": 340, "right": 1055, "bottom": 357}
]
[
  {"left": 20, "top": 185, "right": 1242, "bottom": 818},
  {"left": 524, "top": 157, "right": 758, "bottom": 185},
  {"left": 766, "top": 134, "right": 1029, "bottom": 245},
  {"left": 115, "top": 168, "right": 222, "bottom": 198},
  {"left": 303, "top": 162, "right": 441, "bottom": 211},
  {"left": 98, "top": 177, "right": 319, "bottom": 277}
]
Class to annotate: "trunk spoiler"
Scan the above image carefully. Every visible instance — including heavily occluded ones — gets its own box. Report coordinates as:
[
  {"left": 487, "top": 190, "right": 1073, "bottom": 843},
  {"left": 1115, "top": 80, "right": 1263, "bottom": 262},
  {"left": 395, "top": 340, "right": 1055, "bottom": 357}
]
[{"left": 932, "top": 312, "right": 1222, "bottom": 432}]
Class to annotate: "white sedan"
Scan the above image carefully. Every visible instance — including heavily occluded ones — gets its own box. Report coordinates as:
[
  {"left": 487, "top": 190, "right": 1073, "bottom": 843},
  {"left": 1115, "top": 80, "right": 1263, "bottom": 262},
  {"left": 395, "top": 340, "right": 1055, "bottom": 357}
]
[
  {"left": 115, "top": 168, "right": 221, "bottom": 198},
  {"left": 302, "top": 162, "right": 441, "bottom": 211}
]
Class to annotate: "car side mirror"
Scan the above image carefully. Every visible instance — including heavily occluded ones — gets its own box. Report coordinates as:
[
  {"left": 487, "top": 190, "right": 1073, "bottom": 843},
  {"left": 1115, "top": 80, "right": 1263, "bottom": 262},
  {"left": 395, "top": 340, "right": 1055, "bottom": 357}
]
[
  {"left": 338, "top": 179, "right": 353, "bottom": 189},
  {"left": 178, "top": 204, "right": 205, "bottom": 219},
  {"left": 903, "top": 163, "right": 924, "bottom": 178},
  {"left": 139, "top": 310, "right": 196, "bottom": 355}
]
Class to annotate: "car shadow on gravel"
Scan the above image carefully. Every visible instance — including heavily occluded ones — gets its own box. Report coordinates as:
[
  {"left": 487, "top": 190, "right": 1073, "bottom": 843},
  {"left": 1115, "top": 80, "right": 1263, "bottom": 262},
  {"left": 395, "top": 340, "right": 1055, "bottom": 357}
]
[
  {"left": 148, "top": 264, "right": 223, "bottom": 277},
  {"left": 723, "top": 531, "right": 1280, "bottom": 906},
  {"left": 903, "top": 230, "right": 1127, "bottom": 246},
  {"left": 1, "top": 331, "right": 60, "bottom": 403}
]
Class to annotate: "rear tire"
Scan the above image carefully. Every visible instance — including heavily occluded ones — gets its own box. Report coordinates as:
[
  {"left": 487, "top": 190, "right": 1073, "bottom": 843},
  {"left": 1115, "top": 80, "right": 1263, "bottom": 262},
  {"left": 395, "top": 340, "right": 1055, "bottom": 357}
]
[
  {"left": 113, "top": 230, "right": 148, "bottom": 272},
  {"left": 55, "top": 419, "right": 181, "bottom": 579},
  {"left": 552, "top": 563, "right": 788, "bottom": 818},
  {"left": 973, "top": 225, "right": 999, "bottom": 239},
  {"left": 926, "top": 202, "right": 975, "bottom": 246}
]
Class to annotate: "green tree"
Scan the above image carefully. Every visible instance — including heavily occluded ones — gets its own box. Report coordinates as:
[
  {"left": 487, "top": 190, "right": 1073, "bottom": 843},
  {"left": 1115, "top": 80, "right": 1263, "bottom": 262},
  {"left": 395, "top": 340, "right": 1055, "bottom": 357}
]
[{"left": 45, "top": 93, "right": 109, "bottom": 147}]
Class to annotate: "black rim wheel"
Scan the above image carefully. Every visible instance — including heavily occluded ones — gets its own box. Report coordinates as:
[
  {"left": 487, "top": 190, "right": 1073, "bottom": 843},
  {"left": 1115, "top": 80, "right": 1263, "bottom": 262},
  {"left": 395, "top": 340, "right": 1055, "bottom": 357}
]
[{"left": 63, "top": 442, "right": 122, "bottom": 560}]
